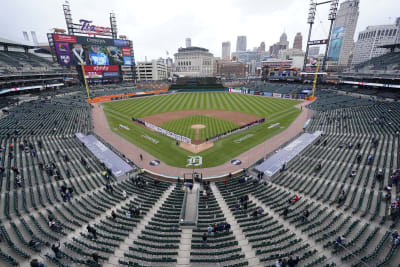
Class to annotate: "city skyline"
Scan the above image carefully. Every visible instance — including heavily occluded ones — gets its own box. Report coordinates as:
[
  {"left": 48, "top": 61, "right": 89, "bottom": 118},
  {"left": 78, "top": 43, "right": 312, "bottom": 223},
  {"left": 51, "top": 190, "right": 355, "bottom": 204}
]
[{"left": 0, "top": 0, "right": 399, "bottom": 61}]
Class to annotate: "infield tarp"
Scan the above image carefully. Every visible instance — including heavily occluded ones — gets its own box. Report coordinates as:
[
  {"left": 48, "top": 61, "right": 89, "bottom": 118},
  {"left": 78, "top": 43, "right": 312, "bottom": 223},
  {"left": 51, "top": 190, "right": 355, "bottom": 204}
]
[
  {"left": 256, "top": 131, "right": 323, "bottom": 177},
  {"left": 75, "top": 133, "right": 133, "bottom": 177}
]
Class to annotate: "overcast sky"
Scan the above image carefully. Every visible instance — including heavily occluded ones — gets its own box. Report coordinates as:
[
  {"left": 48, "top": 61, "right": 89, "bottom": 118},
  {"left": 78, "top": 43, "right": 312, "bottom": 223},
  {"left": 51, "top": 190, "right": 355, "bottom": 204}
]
[{"left": 0, "top": 0, "right": 399, "bottom": 61}]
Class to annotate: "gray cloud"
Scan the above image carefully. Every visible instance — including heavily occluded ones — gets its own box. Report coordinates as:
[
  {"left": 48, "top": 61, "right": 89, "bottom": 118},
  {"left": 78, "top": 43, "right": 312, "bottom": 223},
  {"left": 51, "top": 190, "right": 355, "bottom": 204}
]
[{"left": 0, "top": 0, "right": 399, "bottom": 61}]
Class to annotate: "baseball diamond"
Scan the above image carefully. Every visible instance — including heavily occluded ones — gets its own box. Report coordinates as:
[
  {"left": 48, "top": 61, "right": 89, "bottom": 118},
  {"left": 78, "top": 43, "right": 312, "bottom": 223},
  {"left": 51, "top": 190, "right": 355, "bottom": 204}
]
[{"left": 102, "top": 92, "right": 301, "bottom": 168}]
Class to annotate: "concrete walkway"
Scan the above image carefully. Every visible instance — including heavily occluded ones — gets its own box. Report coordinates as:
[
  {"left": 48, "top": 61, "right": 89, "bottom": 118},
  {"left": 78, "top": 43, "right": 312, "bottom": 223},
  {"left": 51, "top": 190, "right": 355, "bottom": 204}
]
[
  {"left": 176, "top": 228, "right": 193, "bottom": 267},
  {"left": 211, "top": 184, "right": 263, "bottom": 267}
]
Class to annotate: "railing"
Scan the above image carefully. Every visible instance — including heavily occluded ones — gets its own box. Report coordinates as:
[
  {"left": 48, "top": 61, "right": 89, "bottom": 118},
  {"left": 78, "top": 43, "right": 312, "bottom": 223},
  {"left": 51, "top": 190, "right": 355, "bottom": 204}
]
[{"left": 179, "top": 190, "right": 188, "bottom": 224}]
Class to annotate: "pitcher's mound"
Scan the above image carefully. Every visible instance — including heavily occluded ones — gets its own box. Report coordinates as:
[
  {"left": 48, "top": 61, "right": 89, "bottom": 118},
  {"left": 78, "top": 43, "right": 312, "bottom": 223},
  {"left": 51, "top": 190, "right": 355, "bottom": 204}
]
[{"left": 191, "top": 124, "right": 206, "bottom": 129}]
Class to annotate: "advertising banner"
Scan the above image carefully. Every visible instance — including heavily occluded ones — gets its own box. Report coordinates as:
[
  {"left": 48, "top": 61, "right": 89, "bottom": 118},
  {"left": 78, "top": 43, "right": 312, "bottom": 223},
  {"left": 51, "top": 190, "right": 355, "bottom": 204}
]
[
  {"left": 85, "top": 72, "right": 103, "bottom": 79},
  {"left": 229, "top": 88, "right": 241, "bottom": 93},
  {"left": 55, "top": 43, "right": 72, "bottom": 66},
  {"left": 84, "top": 65, "right": 119, "bottom": 72},
  {"left": 103, "top": 72, "right": 120, "bottom": 77},
  {"left": 75, "top": 35, "right": 114, "bottom": 46},
  {"left": 328, "top": 26, "right": 345, "bottom": 61},
  {"left": 144, "top": 121, "right": 191, "bottom": 144},
  {"left": 122, "top": 47, "right": 131, "bottom": 56},
  {"left": 284, "top": 94, "right": 292, "bottom": 99},
  {"left": 264, "top": 92, "right": 273, "bottom": 97},
  {"left": 53, "top": 34, "right": 77, "bottom": 43},
  {"left": 114, "top": 39, "right": 130, "bottom": 47},
  {"left": 123, "top": 56, "right": 133, "bottom": 65},
  {"left": 273, "top": 93, "right": 282, "bottom": 98}
]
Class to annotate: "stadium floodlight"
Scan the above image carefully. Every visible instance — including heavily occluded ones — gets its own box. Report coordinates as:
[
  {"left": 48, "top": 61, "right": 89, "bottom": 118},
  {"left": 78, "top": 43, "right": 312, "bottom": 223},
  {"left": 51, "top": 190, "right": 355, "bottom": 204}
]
[
  {"left": 308, "top": 0, "right": 317, "bottom": 24},
  {"left": 328, "top": 0, "right": 339, "bottom": 20}
]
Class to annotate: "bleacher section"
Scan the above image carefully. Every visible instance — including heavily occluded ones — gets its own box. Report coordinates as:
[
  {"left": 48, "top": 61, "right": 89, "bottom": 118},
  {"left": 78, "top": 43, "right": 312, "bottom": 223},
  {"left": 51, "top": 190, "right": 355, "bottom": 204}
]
[
  {"left": 354, "top": 52, "right": 400, "bottom": 72},
  {"left": 0, "top": 51, "right": 65, "bottom": 74}
]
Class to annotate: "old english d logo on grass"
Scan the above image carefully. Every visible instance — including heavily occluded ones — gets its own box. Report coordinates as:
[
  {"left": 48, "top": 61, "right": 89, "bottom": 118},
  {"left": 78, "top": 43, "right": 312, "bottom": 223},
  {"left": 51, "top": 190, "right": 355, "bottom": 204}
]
[{"left": 187, "top": 156, "right": 202, "bottom": 167}]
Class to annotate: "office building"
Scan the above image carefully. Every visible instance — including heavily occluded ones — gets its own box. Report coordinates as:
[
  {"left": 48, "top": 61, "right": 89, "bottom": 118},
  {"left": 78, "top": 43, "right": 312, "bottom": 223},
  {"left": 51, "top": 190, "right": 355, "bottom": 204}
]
[
  {"left": 216, "top": 60, "right": 248, "bottom": 78},
  {"left": 222, "top": 41, "right": 231, "bottom": 60},
  {"left": 351, "top": 23, "right": 400, "bottom": 66},
  {"left": 136, "top": 60, "right": 167, "bottom": 81},
  {"left": 236, "top": 36, "right": 247, "bottom": 52},
  {"left": 269, "top": 32, "right": 289, "bottom": 57},
  {"left": 293, "top": 32, "right": 303, "bottom": 50},
  {"left": 174, "top": 46, "right": 214, "bottom": 77},
  {"left": 259, "top": 41, "right": 266, "bottom": 52},
  {"left": 327, "top": 0, "right": 359, "bottom": 69}
]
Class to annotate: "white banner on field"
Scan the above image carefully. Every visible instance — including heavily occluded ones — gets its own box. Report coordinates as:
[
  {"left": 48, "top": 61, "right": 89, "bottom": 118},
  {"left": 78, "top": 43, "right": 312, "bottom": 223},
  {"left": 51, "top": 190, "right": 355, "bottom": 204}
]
[{"left": 144, "top": 122, "right": 192, "bottom": 144}]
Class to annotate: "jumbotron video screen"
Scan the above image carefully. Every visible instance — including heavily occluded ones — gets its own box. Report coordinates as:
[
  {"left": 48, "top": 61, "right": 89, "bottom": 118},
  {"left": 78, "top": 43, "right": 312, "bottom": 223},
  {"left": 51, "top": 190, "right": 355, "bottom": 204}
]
[{"left": 52, "top": 34, "right": 133, "bottom": 81}]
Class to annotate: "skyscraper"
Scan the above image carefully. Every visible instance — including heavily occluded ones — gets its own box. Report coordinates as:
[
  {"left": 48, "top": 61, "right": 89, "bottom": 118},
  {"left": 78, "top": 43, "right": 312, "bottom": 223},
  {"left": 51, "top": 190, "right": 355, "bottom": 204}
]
[
  {"left": 236, "top": 36, "right": 247, "bottom": 52},
  {"left": 222, "top": 41, "right": 231, "bottom": 60},
  {"left": 293, "top": 32, "right": 303, "bottom": 50},
  {"left": 185, "top": 38, "right": 191, "bottom": 48},
  {"left": 269, "top": 32, "right": 289, "bottom": 57},
  {"left": 327, "top": 0, "right": 359, "bottom": 68},
  {"left": 259, "top": 41, "right": 266, "bottom": 52}
]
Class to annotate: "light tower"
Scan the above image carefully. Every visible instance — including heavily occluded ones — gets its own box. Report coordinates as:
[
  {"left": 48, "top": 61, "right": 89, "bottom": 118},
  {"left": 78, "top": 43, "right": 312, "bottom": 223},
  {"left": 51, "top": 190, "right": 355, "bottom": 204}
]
[
  {"left": 303, "top": 0, "right": 339, "bottom": 71},
  {"left": 303, "top": 0, "right": 316, "bottom": 71}
]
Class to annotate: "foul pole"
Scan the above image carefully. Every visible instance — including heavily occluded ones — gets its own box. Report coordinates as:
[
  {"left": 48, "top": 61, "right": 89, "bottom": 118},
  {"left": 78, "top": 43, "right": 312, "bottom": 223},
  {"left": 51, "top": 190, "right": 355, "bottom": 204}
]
[{"left": 311, "top": 56, "right": 321, "bottom": 98}]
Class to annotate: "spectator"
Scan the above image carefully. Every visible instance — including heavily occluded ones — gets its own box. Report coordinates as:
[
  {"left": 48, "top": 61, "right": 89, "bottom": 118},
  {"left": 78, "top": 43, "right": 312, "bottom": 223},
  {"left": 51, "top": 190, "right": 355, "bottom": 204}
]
[
  {"left": 334, "top": 236, "right": 345, "bottom": 249},
  {"left": 377, "top": 169, "right": 383, "bottom": 181},
  {"left": 16, "top": 176, "right": 22, "bottom": 187},
  {"left": 51, "top": 242, "right": 61, "bottom": 258},
  {"left": 257, "top": 207, "right": 264, "bottom": 215},
  {"left": 302, "top": 210, "right": 310, "bottom": 223},
  {"left": 30, "top": 259, "right": 45, "bottom": 267},
  {"left": 202, "top": 233, "right": 207, "bottom": 245},
  {"left": 289, "top": 195, "right": 299, "bottom": 204},
  {"left": 111, "top": 210, "right": 117, "bottom": 220},
  {"left": 276, "top": 259, "right": 283, "bottom": 267},
  {"left": 252, "top": 209, "right": 258, "bottom": 217},
  {"left": 392, "top": 230, "right": 399, "bottom": 245},
  {"left": 28, "top": 239, "right": 40, "bottom": 249},
  {"left": 368, "top": 154, "right": 374, "bottom": 165},
  {"left": 92, "top": 252, "right": 99, "bottom": 263},
  {"left": 122, "top": 190, "right": 127, "bottom": 199},
  {"left": 208, "top": 225, "right": 213, "bottom": 235},
  {"left": 338, "top": 190, "right": 345, "bottom": 204},
  {"left": 225, "top": 223, "right": 231, "bottom": 232},
  {"left": 283, "top": 207, "right": 289, "bottom": 217}
]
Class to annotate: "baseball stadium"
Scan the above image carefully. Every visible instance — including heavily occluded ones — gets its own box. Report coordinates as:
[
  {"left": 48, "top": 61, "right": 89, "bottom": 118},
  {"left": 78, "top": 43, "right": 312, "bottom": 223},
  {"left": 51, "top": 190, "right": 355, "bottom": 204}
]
[{"left": 1, "top": 1, "right": 400, "bottom": 267}]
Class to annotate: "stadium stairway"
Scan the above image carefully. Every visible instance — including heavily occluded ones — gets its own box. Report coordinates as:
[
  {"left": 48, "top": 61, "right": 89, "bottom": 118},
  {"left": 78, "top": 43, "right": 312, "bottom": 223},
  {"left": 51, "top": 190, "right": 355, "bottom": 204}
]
[
  {"left": 176, "top": 229, "right": 193, "bottom": 267},
  {"left": 211, "top": 184, "right": 263, "bottom": 267}
]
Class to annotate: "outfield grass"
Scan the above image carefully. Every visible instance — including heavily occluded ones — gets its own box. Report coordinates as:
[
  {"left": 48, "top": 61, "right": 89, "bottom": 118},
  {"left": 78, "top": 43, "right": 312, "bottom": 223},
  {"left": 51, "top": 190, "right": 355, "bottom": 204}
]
[
  {"left": 160, "top": 115, "right": 238, "bottom": 141},
  {"left": 102, "top": 92, "right": 301, "bottom": 168}
]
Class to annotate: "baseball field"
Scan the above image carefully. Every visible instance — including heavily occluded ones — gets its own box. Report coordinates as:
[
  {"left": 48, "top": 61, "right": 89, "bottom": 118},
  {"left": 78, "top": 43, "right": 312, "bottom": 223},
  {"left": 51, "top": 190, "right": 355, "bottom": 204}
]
[{"left": 102, "top": 92, "right": 301, "bottom": 168}]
